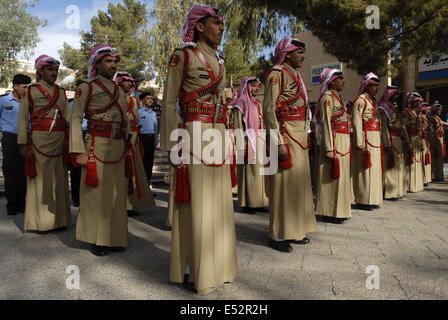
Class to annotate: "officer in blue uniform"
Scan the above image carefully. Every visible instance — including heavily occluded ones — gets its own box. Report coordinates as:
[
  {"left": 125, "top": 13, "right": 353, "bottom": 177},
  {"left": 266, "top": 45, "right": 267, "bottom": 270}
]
[
  {"left": 138, "top": 92, "right": 158, "bottom": 185},
  {"left": 68, "top": 98, "right": 88, "bottom": 207},
  {"left": 0, "top": 74, "right": 31, "bottom": 215}
]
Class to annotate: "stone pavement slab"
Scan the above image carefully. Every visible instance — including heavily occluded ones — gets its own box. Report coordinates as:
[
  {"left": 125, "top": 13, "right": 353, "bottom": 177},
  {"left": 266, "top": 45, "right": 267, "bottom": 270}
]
[{"left": 0, "top": 181, "right": 447, "bottom": 300}]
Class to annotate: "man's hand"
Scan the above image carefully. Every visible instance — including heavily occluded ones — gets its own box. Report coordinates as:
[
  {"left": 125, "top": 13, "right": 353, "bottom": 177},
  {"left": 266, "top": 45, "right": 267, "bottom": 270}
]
[
  {"left": 326, "top": 151, "right": 335, "bottom": 159},
  {"left": 19, "top": 145, "right": 27, "bottom": 158},
  {"left": 76, "top": 153, "right": 89, "bottom": 166},
  {"left": 278, "top": 144, "right": 289, "bottom": 162},
  {"left": 356, "top": 144, "right": 364, "bottom": 150}
]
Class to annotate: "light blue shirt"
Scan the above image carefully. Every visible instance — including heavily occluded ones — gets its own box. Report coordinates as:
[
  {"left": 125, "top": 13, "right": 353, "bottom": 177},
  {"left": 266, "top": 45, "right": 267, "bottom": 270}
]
[
  {"left": 138, "top": 106, "right": 158, "bottom": 144},
  {"left": 0, "top": 93, "right": 20, "bottom": 134},
  {"left": 69, "top": 100, "right": 88, "bottom": 131}
]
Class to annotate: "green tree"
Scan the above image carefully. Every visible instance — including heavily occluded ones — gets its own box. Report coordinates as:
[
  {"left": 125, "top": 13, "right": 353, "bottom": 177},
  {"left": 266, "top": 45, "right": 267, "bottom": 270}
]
[
  {"left": 242, "top": 0, "right": 448, "bottom": 82},
  {"left": 59, "top": 0, "right": 150, "bottom": 87},
  {"left": 148, "top": 0, "right": 303, "bottom": 86},
  {"left": 0, "top": 0, "right": 46, "bottom": 86}
]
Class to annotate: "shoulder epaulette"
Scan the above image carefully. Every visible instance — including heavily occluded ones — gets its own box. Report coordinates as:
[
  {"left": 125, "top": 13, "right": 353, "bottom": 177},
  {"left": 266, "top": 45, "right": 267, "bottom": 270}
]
[
  {"left": 271, "top": 65, "right": 283, "bottom": 72},
  {"left": 76, "top": 78, "right": 97, "bottom": 86}
]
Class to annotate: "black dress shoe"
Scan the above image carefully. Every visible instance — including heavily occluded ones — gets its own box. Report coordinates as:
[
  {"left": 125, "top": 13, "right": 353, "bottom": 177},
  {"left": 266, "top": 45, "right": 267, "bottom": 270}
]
[
  {"left": 72, "top": 200, "right": 80, "bottom": 207},
  {"left": 36, "top": 230, "right": 50, "bottom": 235},
  {"left": 109, "top": 247, "right": 126, "bottom": 252},
  {"left": 386, "top": 197, "right": 399, "bottom": 201},
  {"left": 289, "top": 238, "right": 310, "bottom": 245},
  {"left": 241, "top": 207, "right": 256, "bottom": 214},
  {"left": 424, "top": 183, "right": 429, "bottom": 187},
  {"left": 127, "top": 210, "right": 138, "bottom": 216},
  {"left": 90, "top": 244, "right": 108, "bottom": 256},
  {"left": 256, "top": 207, "right": 269, "bottom": 213},
  {"left": 183, "top": 274, "right": 196, "bottom": 293},
  {"left": 356, "top": 204, "right": 373, "bottom": 211},
  {"left": 7, "top": 209, "right": 17, "bottom": 216},
  {"left": 372, "top": 205, "right": 381, "bottom": 209},
  {"left": 268, "top": 239, "right": 293, "bottom": 253},
  {"left": 17, "top": 205, "right": 26, "bottom": 213}
]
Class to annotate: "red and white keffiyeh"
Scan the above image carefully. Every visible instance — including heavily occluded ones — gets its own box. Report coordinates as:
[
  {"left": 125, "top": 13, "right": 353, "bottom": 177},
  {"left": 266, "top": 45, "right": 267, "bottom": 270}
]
[
  {"left": 34, "top": 55, "right": 60, "bottom": 82},
  {"left": 231, "top": 77, "right": 262, "bottom": 162},
  {"left": 114, "top": 71, "right": 136, "bottom": 95},
  {"left": 358, "top": 72, "right": 380, "bottom": 96},
  {"left": 88, "top": 44, "right": 121, "bottom": 79}
]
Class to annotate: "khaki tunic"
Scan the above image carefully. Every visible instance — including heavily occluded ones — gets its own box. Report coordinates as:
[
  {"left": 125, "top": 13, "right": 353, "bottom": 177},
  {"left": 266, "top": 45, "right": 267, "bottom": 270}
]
[
  {"left": 232, "top": 101, "right": 269, "bottom": 208},
  {"left": 404, "top": 108, "right": 424, "bottom": 192},
  {"left": 352, "top": 93, "right": 383, "bottom": 205},
  {"left": 378, "top": 103, "right": 406, "bottom": 199},
  {"left": 316, "top": 89, "right": 351, "bottom": 218},
  {"left": 262, "top": 63, "right": 317, "bottom": 240},
  {"left": 70, "top": 75, "right": 129, "bottom": 247},
  {"left": 420, "top": 115, "right": 432, "bottom": 184},
  {"left": 18, "top": 81, "right": 71, "bottom": 231},
  {"left": 430, "top": 115, "right": 447, "bottom": 181},
  {"left": 160, "top": 40, "right": 237, "bottom": 296},
  {"left": 126, "top": 96, "right": 155, "bottom": 210}
]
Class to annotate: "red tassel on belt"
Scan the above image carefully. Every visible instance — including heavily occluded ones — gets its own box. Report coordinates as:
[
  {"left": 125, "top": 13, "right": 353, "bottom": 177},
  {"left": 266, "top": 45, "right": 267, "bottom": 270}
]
[
  {"left": 364, "top": 149, "right": 372, "bottom": 169},
  {"left": 332, "top": 156, "right": 340, "bottom": 179},
  {"left": 279, "top": 143, "right": 293, "bottom": 169},
  {"left": 425, "top": 151, "right": 431, "bottom": 165},
  {"left": 25, "top": 145, "right": 37, "bottom": 178},
  {"left": 175, "top": 164, "right": 190, "bottom": 204},
  {"left": 231, "top": 150, "right": 238, "bottom": 188},
  {"left": 85, "top": 137, "right": 99, "bottom": 187}
]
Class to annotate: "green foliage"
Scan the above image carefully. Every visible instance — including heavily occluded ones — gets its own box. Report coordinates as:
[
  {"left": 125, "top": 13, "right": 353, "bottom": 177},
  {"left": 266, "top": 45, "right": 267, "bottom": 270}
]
[
  {"left": 148, "top": 0, "right": 303, "bottom": 86},
  {"left": 241, "top": 0, "right": 448, "bottom": 77},
  {"left": 0, "top": 0, "right": 46, "bottom": 86},
  {"left": 59, "top": 0, "right": 150, "bottom": 87}
]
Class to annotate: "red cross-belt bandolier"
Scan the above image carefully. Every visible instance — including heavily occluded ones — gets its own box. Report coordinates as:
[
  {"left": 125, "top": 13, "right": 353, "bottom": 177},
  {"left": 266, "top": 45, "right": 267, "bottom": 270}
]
[
  {"left": 354, "top": 94, "right": 384, "bottom": 171},
  {"left": 328, "top": 91, "right": 352, "bottom": 179},
  {"left": 174, "top": 46, "right": 236, "bottom": 204},
  {"left": 127, "top": 96, "right": 144, "bottom": 199},
  {"left": 25, "top": 84, "right": 69, "bottom": 178},
  {"left": 76, "top": 79, "right": 132, "bottom": 189},
  {"left": 265, "top": 65, "right": 310, "bottom": 170}
]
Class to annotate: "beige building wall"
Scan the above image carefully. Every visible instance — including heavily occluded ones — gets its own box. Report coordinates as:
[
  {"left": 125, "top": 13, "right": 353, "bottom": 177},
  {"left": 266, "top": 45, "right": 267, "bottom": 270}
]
[{"left": 297, "top": 31, "right": 389, "bottom": 103}]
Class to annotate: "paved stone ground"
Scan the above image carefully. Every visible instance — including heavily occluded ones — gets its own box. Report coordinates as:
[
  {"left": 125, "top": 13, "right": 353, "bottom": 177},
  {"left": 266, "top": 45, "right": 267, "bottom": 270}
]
[{"left": 1, "top": 174, "right": 447, "bottom": 300}]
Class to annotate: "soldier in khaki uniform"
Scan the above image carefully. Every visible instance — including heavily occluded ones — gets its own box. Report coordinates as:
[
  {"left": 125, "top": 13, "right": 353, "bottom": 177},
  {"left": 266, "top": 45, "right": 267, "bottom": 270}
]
[
  {"left": 70, "top": 45, "right": 130, "bottom": 256},
  {"left": 262, "top": 37, "right": 317, "bottom": 253},
  {"left": 417, "top": 102, "right": 433, "bottom": 186},
  {"left": 378, "top": 86, "right": 406, "bottom": 200},
  {"left": 352, "top": 73, "right": 383, "bottom": 211},
  {"left": 160, "top": 5, "right": 237, "bottom": 295},
  {"left": 18, "top": 55, "right": 71, "bottom": 233},
  {"left": 231, "top": 77, "right": 269, "bottom": 213},
  {"left": 429, "top": 103, "right": 448, "bottom": 181},
  {"left": 315, "top": 68, "right": 352, "bottom": 223},
  {"left": 403, "top": 92, "right": 425, "bottom": 193},
  {"left": 114, "top": 71, "right": 155, "bottom": 215}
]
